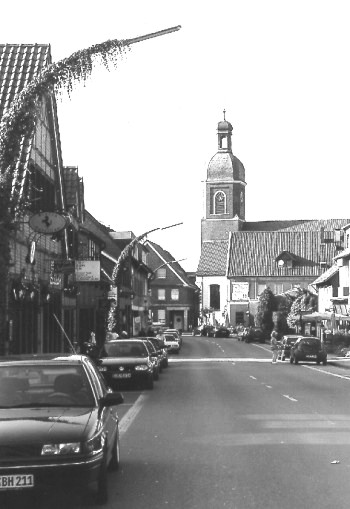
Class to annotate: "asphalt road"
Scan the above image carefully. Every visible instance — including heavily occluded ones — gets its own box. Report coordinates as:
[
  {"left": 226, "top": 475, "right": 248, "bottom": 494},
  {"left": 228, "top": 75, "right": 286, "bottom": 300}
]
[{"left": 9, "top": 335, "right": 350, "bottom": 508}]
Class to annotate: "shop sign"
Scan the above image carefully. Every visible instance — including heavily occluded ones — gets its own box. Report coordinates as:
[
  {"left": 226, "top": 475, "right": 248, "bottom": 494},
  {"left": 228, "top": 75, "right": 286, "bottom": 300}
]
[
  {"left": 49, "top": 261, "right": 62, "bottom": 287},
  {"left": 231, "top": 282, "right": 249, "bottom": 300},
  {"left": 52, "top": 259, "right": 75, "bottom": 274},
  {"left": 107, "top": 287, "right": 118, "bottom": 301},
  {"left": 29, "top": 212, "right": 68, "bottom": 234},
  {"left": 75, "top": 260, "right": 100, "bottom": 282}
]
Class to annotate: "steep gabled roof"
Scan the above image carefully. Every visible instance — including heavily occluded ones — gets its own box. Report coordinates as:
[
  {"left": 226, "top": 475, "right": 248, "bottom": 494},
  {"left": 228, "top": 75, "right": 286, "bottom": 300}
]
[
  {"left": 242, "top": 219, "right": 350, "bottom": 232},
  {"left": 0, "top": 44, "right": 52, "bottom": 178},
  {"left": 226, "top": 230, "right": 338, "bottom": 277},
  {"left": 146, "top": 240, "right": 196, "bottom": 288},
  {"left": 312, "top": 264, "right": 339, "bottom": 286},
  {"left": 196, "top": 240, "right": 229, "bottom": 277}
]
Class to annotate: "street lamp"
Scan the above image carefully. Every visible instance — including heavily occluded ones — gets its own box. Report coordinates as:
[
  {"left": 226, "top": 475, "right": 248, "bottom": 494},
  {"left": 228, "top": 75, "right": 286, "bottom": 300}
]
[{"left": 107, "top": 222, "right": 183, "bottom": 334}]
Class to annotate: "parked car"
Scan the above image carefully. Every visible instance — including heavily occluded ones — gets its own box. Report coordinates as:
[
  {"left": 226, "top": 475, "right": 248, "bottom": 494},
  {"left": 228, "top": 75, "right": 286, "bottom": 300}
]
[
  {"left": 142, "top": 339, "right": 161, "bottom": 380},
  {"left": 242, "top": 327, "right": 266, "bottom": 343},
  {"left": 212, "top": 326, "right": 231, "bottom": 338},
  {"left": 0, "top": 353, "right": 123, "bottom": 505},
  {"left": 279, "top": 334, "right": 303, "bottom": 361},
  {"left": 289, "top": 336, "right": 327, "bottom": 365},
  {"left": 143, "top": 336, "right": 169, "bottom": 368},
  {"left": 99, "top": 339, "right": 155, "bottom": 389},
  {"left": 164, "top": 329, "right": 183, "bottom": 346},
  {"left": 162, "top": 333, "right": 181, "bottom": 354}
]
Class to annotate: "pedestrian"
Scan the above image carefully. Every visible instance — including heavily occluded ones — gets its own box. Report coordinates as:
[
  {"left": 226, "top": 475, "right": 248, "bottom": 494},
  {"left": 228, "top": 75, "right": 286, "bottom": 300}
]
[{"left": 270, "top": 330, "right": 279, "bottom": 364}]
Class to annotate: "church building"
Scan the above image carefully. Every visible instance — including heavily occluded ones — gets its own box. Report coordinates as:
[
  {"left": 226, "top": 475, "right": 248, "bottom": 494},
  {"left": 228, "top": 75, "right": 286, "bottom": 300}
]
[{"left": 196, "top": 113, "right": 350, "bottom": 328}]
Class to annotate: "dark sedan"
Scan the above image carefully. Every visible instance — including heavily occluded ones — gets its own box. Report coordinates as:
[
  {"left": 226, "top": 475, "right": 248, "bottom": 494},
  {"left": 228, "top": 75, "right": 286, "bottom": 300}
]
[
  {"left": 212, "top": 326, "right": 231, "bottom": 338},
  {"left": 242, "top": 327, "right": 266, "bottom": 343},
  {"left": 99, "top": 339, "right": 154, "bottom": 389},
  {"left": 0, "top": 354, "right": 123, "bottom": 505},
  {"left": 290, "top": 336, "right": 327, "bottom": 365}
]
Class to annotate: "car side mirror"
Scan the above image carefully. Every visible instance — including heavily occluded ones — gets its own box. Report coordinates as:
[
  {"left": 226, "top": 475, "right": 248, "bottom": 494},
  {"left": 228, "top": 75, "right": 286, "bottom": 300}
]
[{"left": 100, "top": 392, "right": 124, "bottom": 407}]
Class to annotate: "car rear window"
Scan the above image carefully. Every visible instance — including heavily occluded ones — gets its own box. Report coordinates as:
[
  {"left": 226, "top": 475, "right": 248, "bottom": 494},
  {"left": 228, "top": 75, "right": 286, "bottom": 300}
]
[
  {"left": 164, "top": 335, "right": 176, "bottom": 341},
  {"left": 104, "top": 342, "right": 148, "bottom": 357},
  {"left": 301, "top": 338, "right": 320, "bottom": 346}
]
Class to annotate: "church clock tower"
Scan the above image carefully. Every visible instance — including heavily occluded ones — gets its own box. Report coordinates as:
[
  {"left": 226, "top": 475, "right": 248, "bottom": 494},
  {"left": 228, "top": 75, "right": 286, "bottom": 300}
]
[{"left": 201, "top": 111, "right": 246, "bottom": 242}]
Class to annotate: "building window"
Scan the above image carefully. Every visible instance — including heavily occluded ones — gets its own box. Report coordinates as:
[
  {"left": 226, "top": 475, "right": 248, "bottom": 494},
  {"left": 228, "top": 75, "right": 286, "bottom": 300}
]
[
  {"left": 158, "top": 309, "right": 166, "bottom": 323},
  {"left": 156, "top": 268, "right": 166, "bottom": 279},
  {"left": 171, "top": 289, "right": 179, "bottom": 301},
  {"left": 274, "top": 284, "right": 283, "bottom": 294},
  {"left": 214, "top": 191, "right": 226, "bottom": 215},
  {"left": 210, "top": 284, "right": 220, "bottom": 310},
  {"left": 158, "top": 289, "right": 165, "bottom": 301},
  {"left": 236, "top": 312, "right": 244, "bottom": 325},
  {"left": 257, "top": 284, "right": 266, "bottom": 296}
]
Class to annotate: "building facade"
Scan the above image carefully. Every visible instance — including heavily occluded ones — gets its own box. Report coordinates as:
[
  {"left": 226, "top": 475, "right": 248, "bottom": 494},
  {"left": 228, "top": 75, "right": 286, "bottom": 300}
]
[{"left": 145, "top": 241, "right": 199, "bottom": 332}]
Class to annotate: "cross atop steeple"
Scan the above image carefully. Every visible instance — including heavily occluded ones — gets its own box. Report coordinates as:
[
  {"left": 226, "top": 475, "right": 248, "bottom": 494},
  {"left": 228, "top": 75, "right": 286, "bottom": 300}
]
[{"left": 223, "top": 109, "right": 226, "bottom": 121}]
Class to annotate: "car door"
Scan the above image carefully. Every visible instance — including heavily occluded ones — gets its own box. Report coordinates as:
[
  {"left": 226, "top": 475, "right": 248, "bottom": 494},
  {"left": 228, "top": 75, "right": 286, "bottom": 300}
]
[{"left": 84, "top": 359, "right": 119, "bottom": 458}]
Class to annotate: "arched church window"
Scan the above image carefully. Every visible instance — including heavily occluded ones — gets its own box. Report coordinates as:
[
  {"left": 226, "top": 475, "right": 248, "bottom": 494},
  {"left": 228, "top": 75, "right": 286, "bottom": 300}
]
[{"left": 214, "top": 191, "right": 226, "bottom": 215}]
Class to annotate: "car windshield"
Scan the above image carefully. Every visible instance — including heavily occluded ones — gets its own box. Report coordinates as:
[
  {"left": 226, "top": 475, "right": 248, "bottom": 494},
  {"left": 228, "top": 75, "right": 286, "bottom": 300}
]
[
  {"left": 0, "top": 363, "right": 95, "bottom": 408},
  {"left": 104, "top": 342, "right": 148, "bottom": 357}
]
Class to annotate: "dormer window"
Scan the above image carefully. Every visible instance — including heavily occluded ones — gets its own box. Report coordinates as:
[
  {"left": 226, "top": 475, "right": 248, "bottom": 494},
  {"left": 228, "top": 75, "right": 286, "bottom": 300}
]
[{"left": 275, "top": 251, "right": 298, "bottom": 269}]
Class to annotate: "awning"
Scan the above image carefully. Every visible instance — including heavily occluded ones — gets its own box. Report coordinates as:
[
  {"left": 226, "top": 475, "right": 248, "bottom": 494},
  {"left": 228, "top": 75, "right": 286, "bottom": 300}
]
[{"left": 301, "top": 312, "right": 350, "bottom": 322}]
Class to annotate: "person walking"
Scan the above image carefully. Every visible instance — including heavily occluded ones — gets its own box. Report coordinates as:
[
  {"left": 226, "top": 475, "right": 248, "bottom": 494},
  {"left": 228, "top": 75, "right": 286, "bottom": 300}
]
[{"left": 270, "top": 330, "right": 279, "bottom": 364}]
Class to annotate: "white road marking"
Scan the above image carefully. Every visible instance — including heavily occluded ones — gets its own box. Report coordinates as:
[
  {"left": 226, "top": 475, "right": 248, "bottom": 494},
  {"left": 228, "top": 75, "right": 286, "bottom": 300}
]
[
  {"left": 119, "top": 393, "right": 148, "bottom": 436},
  {"left": 249, "top": 375, "right": 257, "bottom": 380},
  {"left": 283, "top": 394, "right": 298, "bottom": 402},
  {"left": 169, "top": 358, "right": 271, "bottom": 363},
  {"left": 304, "top": 364, "right": 350, "bottom": 380}
]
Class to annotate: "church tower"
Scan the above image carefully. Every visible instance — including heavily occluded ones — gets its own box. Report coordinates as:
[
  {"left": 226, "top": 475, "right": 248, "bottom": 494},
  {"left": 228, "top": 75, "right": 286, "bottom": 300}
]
[{"left": 201, "top": 112, "right": 246, "bottom": 242}]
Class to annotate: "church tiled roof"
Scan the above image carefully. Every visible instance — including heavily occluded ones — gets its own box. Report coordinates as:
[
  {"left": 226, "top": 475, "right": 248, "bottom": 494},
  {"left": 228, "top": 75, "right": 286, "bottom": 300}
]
[
  {"left": 226, "top": 230, "right": 341, "bottom": 277},
  {"left": 196, "top": 240, "right": 229, "bottom": 277},
  {"left": 242, "top": 219, "right": 350, "bottom": 232}
]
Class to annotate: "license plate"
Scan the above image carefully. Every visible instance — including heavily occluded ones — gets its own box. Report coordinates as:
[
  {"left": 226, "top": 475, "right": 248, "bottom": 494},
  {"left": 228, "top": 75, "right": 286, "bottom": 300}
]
[
  {"left": 98, "top": 366, "right": 107, "bottom": 372},
  {"left": 112, "top": 373, "right": 131, "bottom": 379},
  {"left": 0, "top": 474, "right": 34, "bottom": 490},
  {"left": 306, "top": 355, "right": 317, "bottom": 358}
]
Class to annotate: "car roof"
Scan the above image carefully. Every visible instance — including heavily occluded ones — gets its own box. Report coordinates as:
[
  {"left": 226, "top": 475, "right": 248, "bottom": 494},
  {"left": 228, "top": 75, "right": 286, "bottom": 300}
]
[
  {"left": 0, "top": 353, "right": 86, "bottom": 365},
  {"left": 106, "top": 339, "right": 144, "bottom": 344}
]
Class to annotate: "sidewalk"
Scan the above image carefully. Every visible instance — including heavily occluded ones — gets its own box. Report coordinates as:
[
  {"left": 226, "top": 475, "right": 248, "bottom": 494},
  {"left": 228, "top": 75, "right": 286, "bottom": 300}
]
[{"left": 327, "top": 354, "right": 350, "bottom": 369}]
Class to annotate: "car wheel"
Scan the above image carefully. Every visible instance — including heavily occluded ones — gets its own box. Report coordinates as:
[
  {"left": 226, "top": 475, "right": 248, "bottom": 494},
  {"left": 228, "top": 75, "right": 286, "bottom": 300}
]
[
  {"left": 109, "top": 430, "right": 120, "bottom": 471},
  {"left": 96, "top": 454, "right": 108, "bottom": 505},
  {"left": 153, "top": 369, "right": 159, "bottom": 381}
]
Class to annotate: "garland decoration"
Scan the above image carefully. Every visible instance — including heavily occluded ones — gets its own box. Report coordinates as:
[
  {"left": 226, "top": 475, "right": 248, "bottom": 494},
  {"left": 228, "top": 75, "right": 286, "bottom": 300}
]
[{"left": 0, "top": 25, "right": 181, "bottom": 349}]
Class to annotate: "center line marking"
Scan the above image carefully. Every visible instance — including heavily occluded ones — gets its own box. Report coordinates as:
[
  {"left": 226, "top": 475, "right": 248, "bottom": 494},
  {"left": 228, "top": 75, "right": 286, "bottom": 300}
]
[{"left": 283, "top": 394, "right": 298, "bottom": 402}]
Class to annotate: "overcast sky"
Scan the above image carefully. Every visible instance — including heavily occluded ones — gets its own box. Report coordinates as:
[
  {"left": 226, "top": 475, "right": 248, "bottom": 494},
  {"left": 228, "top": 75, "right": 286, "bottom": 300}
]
[{"left": 2, "top": 1, "right": 350, "bottom": 271}]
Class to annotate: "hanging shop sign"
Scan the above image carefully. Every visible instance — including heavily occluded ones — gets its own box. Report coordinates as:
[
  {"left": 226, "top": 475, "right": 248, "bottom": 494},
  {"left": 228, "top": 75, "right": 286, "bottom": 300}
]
[
  {"left": 75, "top": 260, "right": 100, "bottom": 282},
  {"left": 107, "top": 287, "right": 118, "bottom": 301},
  {"left": 29, "top": 212, "right": 68, "bottom": 234}
]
